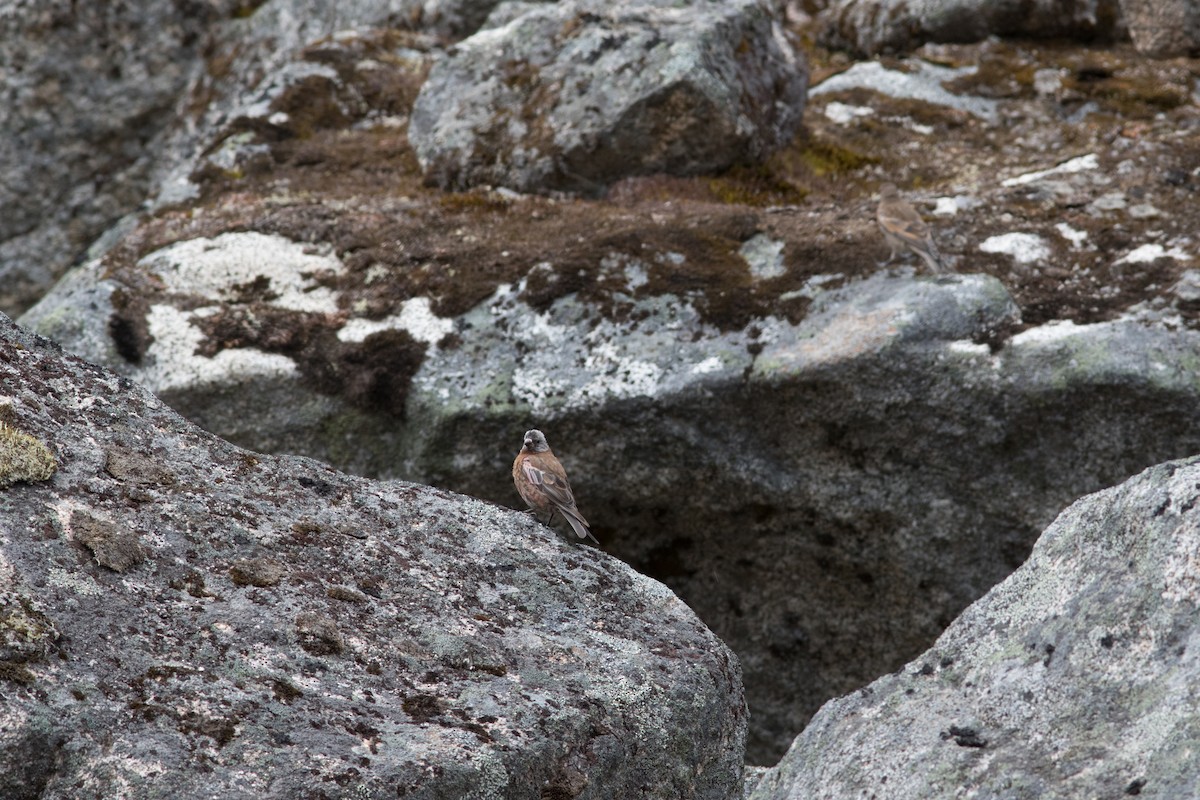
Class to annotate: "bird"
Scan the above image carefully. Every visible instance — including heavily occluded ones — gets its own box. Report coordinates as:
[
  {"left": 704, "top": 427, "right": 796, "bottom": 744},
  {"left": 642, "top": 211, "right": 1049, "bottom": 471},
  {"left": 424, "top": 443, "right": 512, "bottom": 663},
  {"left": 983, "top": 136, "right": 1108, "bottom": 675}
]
[
  {"left": 876, "top": 182, "right": 948, "bottom": 274},
  {"left": 512, "top": 429, "right": 598, "bottom": 545}
]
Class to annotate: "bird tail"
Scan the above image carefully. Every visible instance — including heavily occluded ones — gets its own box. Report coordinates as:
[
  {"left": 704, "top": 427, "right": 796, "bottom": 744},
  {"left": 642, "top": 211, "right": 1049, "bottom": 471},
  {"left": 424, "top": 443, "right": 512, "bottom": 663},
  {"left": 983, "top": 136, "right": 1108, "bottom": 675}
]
[
  {"left": 561, "top": 507, "right": 598, "bottom": 545},
  {"left": 919, "top": 240, "right": 947, "bottom": 273}
]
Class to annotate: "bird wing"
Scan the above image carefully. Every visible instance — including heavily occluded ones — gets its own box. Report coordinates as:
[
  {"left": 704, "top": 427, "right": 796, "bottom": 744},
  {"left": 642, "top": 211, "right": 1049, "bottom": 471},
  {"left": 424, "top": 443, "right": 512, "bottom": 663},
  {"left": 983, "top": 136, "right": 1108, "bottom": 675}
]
[
  {"left": 878, "top": 201, "right": 931, "bottom": 239},
  {"left": 520, "top": 461, "right": 577, "bottom": 509}
]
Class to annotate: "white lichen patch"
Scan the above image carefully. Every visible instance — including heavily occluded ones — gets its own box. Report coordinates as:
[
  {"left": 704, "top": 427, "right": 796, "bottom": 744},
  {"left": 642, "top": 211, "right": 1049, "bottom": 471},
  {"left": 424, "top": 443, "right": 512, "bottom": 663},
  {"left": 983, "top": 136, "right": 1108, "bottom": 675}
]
[
  {"left": 578, "top": 341, "right": 663, "bottom": 402},
  {"left": 600, "top": 252, "right": 651, "bottom": 293},
  {"left": 1088, "top": 192, "right": 1128, "bottom": 214},
  {"left": 811, "top": 60, "right": 999, "bottom": 121},
  {"left": 1008, "top": 319, "right": 1083, "bottom": 347},
  {"left": 337, "top": 297, "right": 455, "bottom": 345},
  {"left": 46, "top": 566, "right": 104, "bottom": 597},
  {"left": 1161, "top": 523, "right": 1200, "bottom": 604},
  {"left": 932, "top": 197, "right": 962, "bottom": 217},
  {"left": 979, "top": 232, "right": 1051, "bottom": 264},
  {"left": 1055, "top": 222, "right": 1089, "bottom": 249},
  {"left": 1001, "top": 153, "right": 1098, "bottom": 187},
  {"left": 823, "top": 101, "right": 875, "bottom": 125},
  {"left": 777, "top": 273, "right": 845, "bottom": 303},
  {"left": 739, "top": 233, "right": 787, "bottom": 280},
  {"left": 139, "top": 305, "right": 298, "bottom": 393},
  {"left": 138, "top": 232, "right": 344, "bottom": 314},
  {"left": 1116, "top": 244, "right": 1192, "bottom": 265},
  {"left": 946, "top": 340, "right": 991, "bottom": 358},
  {"left": 691, "top": 356, "right": 725, "bottom": 374}
]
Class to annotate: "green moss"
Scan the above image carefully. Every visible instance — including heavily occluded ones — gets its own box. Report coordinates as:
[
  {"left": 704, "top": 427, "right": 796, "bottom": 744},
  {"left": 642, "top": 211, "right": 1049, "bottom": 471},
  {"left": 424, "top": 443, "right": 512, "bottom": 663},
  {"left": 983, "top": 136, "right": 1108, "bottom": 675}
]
[
  {"left": 0, "top": 595, "right": 58, "bottom": 661},
  {"left": 0, "top": 422, "right": 56, "bottom": 489},
  {"left": 230, "top": 1, "right": 268, "bottom": 19},
  {"left": 439, "top": 192, "right": 512, "bottom": 214},
  {"left": 707, "top": 164, "right": 807, "bottom": 207},
  {"left": 795, "top": 138, "right": 876, "bottom": 177}
]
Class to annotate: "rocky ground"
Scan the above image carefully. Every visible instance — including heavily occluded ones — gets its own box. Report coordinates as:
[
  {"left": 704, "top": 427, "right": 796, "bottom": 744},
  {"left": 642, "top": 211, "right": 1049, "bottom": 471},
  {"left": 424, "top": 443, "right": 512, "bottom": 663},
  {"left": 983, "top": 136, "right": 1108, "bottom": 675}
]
[{"left": 5, "top": 0, "right": 1200, "bottom": 788}]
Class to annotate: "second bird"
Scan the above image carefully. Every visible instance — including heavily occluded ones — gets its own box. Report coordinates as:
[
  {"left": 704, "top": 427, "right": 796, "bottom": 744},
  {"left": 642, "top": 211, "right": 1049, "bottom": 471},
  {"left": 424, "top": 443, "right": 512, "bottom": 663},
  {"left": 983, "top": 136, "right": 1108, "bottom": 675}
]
[
  {"left": 876, "top": 182, "right": 948, "bottom": 274},
  {"left": 512, "top": 429, "right": 598, "bottom": 545}
]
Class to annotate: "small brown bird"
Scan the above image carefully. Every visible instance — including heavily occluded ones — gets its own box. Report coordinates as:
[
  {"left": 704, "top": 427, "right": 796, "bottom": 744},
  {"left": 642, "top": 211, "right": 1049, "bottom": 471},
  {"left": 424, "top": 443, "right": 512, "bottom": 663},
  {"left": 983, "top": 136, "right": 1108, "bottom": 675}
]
[
  {"left": 876, "top": 182, "right": 948, "bottom": 274},
  {"left": 512, "top": 429, "right": 597, "bottom": 545}
]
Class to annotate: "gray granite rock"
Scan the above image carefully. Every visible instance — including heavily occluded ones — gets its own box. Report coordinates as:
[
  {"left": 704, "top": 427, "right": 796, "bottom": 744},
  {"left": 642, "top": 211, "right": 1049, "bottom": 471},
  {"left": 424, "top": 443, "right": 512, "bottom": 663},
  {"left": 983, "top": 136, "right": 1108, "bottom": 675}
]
[
  {"left": 0, "top": 0, "right": 238, "bottom": 317},
  {"left": 24, "top": 213, "right": 1200, "bottom": 765},
  {"left": 749, "top": 455, "right": 1200, "bottom": 799},
  {"left": 1121, "top": 0, "right": 1200, "bottom": 57},
  {"left": 409, "top": 0, "right": 808, "bottom": 193},
  {"left": 817, "top": 0, "right": 1126, "bottom": 56},
  {"left": 0, "top": 312, "right": 745, "bottom": 800},
  {"left": 0, "top": 0, "right": 528, "bottom": 318}
]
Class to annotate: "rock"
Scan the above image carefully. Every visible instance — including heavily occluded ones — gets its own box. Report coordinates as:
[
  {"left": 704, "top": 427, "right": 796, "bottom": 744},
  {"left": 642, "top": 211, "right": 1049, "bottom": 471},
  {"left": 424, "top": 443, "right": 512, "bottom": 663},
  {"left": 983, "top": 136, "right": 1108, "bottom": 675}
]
[
  {"left": 0, "top": 313, "right": 745, "bottom": 800},
  {"left": 1121, "top": 0, "right": 1200, "bottom": 57},
  {"left": 0, "top": 0, "right": 523, "bottom": 318},
  {"left": 20, "top": 26, "right": 1200, "bottom": 766},
  {"left": 25, "top": 195, "right": 1200, "bottom": 765},
  {"left": 409, "top": 0, "right": 808, "bottom": 193},
  {"left": 817, "top": 0, "right": 1126, "bottom": 56},
  {"left": 749, "top": 455, "right": 1200, "bottom": 799},
  {"left": 0, "top": 0, "right": 236, "bottom": 317}
]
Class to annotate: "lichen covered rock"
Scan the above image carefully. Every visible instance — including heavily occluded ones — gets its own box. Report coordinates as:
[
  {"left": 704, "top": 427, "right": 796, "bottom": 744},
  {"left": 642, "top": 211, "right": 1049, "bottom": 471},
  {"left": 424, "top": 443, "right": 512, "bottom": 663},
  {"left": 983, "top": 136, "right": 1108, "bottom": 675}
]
[
  {"left": 751, "top": 456, "right": 1200, "bottom": 799},
  {"left": 0, "top": 313, "right": 745, "bottom": 800},
  {"left": 409, "top": 0, "right": 808, "bottom": 193}
]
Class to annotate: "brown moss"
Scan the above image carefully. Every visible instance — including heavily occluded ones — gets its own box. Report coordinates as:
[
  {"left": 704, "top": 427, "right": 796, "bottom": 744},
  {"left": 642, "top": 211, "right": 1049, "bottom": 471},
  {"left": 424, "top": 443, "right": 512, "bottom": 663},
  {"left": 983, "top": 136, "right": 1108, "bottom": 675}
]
[
  {"left": 0, "top": 660, "right": 35, "bottom": 685},
  {"left": 71, "top": 511, "right": 147, "bottom": 572},
  {"left": 229, "top": 557, "right": 285, "bottom": 588},
  {"left": 190, "top": 303, "right": 427, "bottom": 419},
  {"left": 104, "top": 445, "right": 177, "bottom": 486},
  {"left": 179, "top": 715, "right": 238, "bottom": 747},
  {"left": 230, "top": 1, "right": 268, "bottom": 19},
  {"left": 439, "top": 191, "right": 513, "bottom": 214},
  {"left": 707, "top": 163, "right": 807, "bottom": 206},
  {"left": 402, "top": 692, "right": 443, "bottom": 721},
  {"left": 791, "top": 136, "right": 876, "bottom": 177},
  {"left": 295, "top": 613, "right": 344, "bottom": 656},
  {"left": 271, "top": 677, "right": 304, "bottom": 703}
]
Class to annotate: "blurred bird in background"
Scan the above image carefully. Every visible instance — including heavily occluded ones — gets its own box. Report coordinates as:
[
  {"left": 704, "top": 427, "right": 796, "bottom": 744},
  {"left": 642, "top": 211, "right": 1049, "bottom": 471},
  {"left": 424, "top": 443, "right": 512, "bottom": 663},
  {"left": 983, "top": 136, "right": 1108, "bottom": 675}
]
[{"left": 876, "top": 182, "right": 948, "bottom": 274}]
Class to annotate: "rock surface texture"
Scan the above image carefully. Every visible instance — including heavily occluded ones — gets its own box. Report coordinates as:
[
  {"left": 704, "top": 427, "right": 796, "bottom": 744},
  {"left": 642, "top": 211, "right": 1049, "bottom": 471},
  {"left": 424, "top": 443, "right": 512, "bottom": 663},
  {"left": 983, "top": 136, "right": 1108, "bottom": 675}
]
[
  {"left": 817, "top": 0, "right": 1126, "bottom": 56},
  {"left": 0, "top": 0, "right": 532, "bottom": 318},
  {"left": 1120, "top": 0, "right": 1200, "bottom": 57},
  {"left": 749, "top": 456, "right": 1200, "bottom": 799},
  {"left": 409, "top": 0, "right": 808, "bottom": 193},
  {"left": 0, "top": 314, "right": 745, "bottom": 800},
  {"left": 0, "top": 0, "right": 236, "bottom": 316},
  {"left": 14, "top": 0, "right": 1200, "bottom": 769}
]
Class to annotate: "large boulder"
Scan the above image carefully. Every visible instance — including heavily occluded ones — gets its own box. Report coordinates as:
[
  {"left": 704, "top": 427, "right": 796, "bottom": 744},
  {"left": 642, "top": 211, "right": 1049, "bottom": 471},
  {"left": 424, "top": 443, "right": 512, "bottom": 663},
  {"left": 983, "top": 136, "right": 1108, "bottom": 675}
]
[
  {"left": 409, "top": 0, "right": 808, "bottom": 193},
  {"left": 0, "top": 312, "right": 745, "bottom": 800},
  {"left": 750, "top": 455, "right": 1200, "bottom": 798}
]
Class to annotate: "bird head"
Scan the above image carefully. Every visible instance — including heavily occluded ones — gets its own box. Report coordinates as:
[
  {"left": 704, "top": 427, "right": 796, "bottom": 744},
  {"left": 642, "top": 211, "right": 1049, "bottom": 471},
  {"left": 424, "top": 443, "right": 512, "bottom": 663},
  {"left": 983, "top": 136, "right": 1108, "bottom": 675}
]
[{"left": 522, "top": 429, "right": 550, "bottom": 453}]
